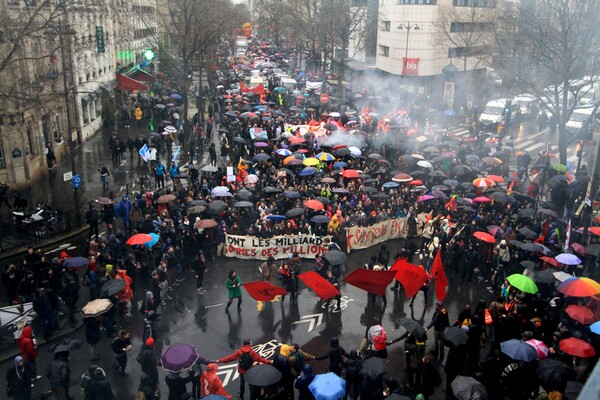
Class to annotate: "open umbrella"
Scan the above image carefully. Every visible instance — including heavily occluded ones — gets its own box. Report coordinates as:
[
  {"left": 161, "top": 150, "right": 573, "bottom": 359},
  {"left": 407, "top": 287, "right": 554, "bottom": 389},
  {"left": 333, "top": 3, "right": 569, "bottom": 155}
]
[
  {"left": 194, "top": 219, "right": 218, "bottom": 229},
  {"left": 518, "top": 228, "right": 538, "bottom": 239},
  {"left": 442, "top": 327, "right": 469, "bottom": 348},
  {"left": 311, "top": 215, "right": 330, "bottom": 224},
  {"left": 553, "top": 271, "right": 574, "bottom": 282},
  {"left": 161, "top": 344, "right": 200, "bottom": 373},
  {"left": 207, "top": 200, "right": 228, "bottom": 213},
  {"left": 565, "top": 304, "right": 596, "bottom": 324},
  {"left": 234, "top": 201, "right": 254, "bottom": 208},
  {"left": 95, "top": 197, "right": 113, "bottom": 205},
  {"left": 62, "top": 257, "right": 90, "bottom": 268},
  {"left": 126, "top": 233, "right": 154, "bottom": 246},
  {"left": 145, "top": 233, "right": 160, "bottom": 249},
  {"left": 557, "top": 277, "right": 600, "bottom": 297},
  {"left": 157, "top": 194, "right": 176, "bottom": 204},
  {"left": 392, "top": 173, "right": 413, "bottom": 183},
  {"left": 473, "top": 231, "right": 496, "bottom": 244},
  {"left": 304, "top": 199, "right": 324, "bottom": 211},
  {"left": 535, "top": 358, "right": 575, "bottom": 392},
  {"left": 244, "top": 364, "right": 282, "bottom": 386},
  {"left": 309, "top": 372, "right": 346, "bottom": 400},
  {"left": 266, "top": 215, "right": 286, "bottom": 221},
  {"left": 283, "top": 190, "right": 301, "bottom": 198},
  {"left": 322, "top": 250, "right": 347, "bottom": 265},
  {"left": 525, "top": 339, "right": 548, "bottom": 360},
  {"left": 571, "top": 243, "right": 586, "bottom": 256},
  {"left": 100, "top": 279, "right": 126, "bottom": 297},
  {"left": 286, "top": 208, "right": 304, "bottom": 218},
  {"left": 398, "top": 318, "right": 427, "bottom": 341},
  {"left": 201, "top": 165, "right": 218, "bottom": 172},
  {"left": 342, "top": 169, "right": 360, "bottom": 179},
  {"left": 500, "top": 339, "right": 538, "bottom": 362},
  {"left": 451, "top": 376, "right": 488, "bottom": 400},
  {"left": 555, "top": 253, "right": 582, "bottom": 265},
  {"left": 590, "top": 321, "right": 600, "bottom": 335},
  {"left": 559, "top": 337, "right": 596, "bottom": 358},
  {"left": 81, "top": 299, "right": 113, "bottom": 317},
  {"left": 506, "top": 274, "right": 538, "bottom": 294}
]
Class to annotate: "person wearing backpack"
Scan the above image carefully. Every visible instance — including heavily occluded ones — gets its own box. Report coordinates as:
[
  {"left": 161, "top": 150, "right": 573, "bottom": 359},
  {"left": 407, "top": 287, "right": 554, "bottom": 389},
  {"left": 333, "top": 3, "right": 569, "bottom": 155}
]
[{"left": 217, "top": 338, "right": 273, "bottom": 400}]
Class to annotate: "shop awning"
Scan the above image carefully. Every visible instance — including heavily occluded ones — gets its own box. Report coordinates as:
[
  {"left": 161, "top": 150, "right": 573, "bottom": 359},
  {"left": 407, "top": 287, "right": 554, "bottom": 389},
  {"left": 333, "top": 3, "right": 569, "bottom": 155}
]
[
  {"left": 116, "top": 74, "right": 148, "bottom": 91},
  {"left": 127, "top": 67, "right": 155, "bottom": 82}
]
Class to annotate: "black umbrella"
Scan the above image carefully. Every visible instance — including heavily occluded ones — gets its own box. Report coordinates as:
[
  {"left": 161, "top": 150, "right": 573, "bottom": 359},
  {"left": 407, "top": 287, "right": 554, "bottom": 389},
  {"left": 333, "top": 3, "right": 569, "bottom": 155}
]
[
  {"left": 52, "top": 338, "right": 82, "bottom": 354},
  {"left": 512, "top": 193, "right": 535, "bottom": 203},
  {"left": 361, "top": 187, "right": 377, "bottom": 194},
  {"left": 520, "top": 242, "right": 546, "bottom": 253},
  {"left": 243, "top": 364, "right": 282, "bottom": 387},
  {"left": 310, "top": 215, "right": 330, "bottom": 224},
  {"left": 208, "top": 200, "right": 228, "bottom": 213},
  {"left": 530, "top": 269, "right": 556, "bottom": 284},
  {"left": 189, "top": 200, "right": 208, "bottom": 207},
  {"left": 237, "top": 189, "right": 253, "bottom": 200},
  {"left": 233, "top": 137, "right": 247, "bottom": 144},
  {"left": 518, "top": 228, "right": 538, "bottom": 239},
  {"left": 399, "top": 318, "right": 427, "bottom": 341},
  {"left": 586, "top": 244, "right": 600, "bottom": 257},
  {"left": 63, "top": 257, "right": 90, "bottom": 268},
  {"left": 564, "top": 381, "right": 583, "bottom": 400},
  {"left": 286, "top": 208, "right": 304, "bottom": 218},
  {"left": 442, "top": 327, "right": 468, "bottom": 348},
  {"left": 100, "top": 279, "right": 126, "bottom": 297},
  {"left": 283, "top": 190, "right": 301, "bottom": 198},
  {"left": 518, "top": 208, "right": 535, "bottom": 218},
  {"left": 538, "top": 208, "right": 558, "bottom": 218},
  {"left": 509, "top": 240, "right": 523, "bottom": 247},
  {"left": 264, "top": 186, "right": 282, "bottom": 194},
  {"left": 334, "top": 148, "right": 351, "bottom": 157},
  {"left": 535, "top": 358, "right": 575, "bottom": 392},
  {"left": 491, "top": 192, "right": 510, "bottom": 203},
  {"left": 317, "top": 197, "right": 331, "bottom": 206},
  {"left": 233, "top": 201, "right": 254, "bottom": 208},
  {"left": 322, "top": 250, "right": 347, "bottom": 265},
  {"left": 373, "top": 193, "right": 390, "bottom": 199},
  {"left": 452, "top": 165, "right": 471, "bottom": 176},
  {"left": 451, "top": 376, "right": 488, "bottom": 400},
  {"left": 520, "top": 260, "right": 537, "bottom": 270}
]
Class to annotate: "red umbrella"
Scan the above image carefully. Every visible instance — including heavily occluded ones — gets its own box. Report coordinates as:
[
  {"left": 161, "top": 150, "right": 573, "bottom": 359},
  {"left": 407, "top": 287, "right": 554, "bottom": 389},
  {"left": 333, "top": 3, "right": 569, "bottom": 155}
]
[
  {"left": 392, "top": 173, "right": 413, "bottom": 183},
  {"left": 571, "top": 243, "right": 586, "bottom": 256},
  {"left": 539, "top": 256, "right": 561, "bottom": 268},
  {"left": 342, "top": 169, "right": 360, "bottom": 179},
  {"left": 126, "top": 233, "right": 154, "bottom": 246},
  {"left": 486, "top": 174, "right": 505, "bottom": 183},
  {"left": 194, "top": 219, "right": 218, "bottom": 229},
  {"left": 588, "top": 227, "right": 600, "bottom": 236},
  {"left": 559, "top": 337, "right": 596, "bottom": 358},
  {"left": 304, "top": 199, "right": 324, "bottom": 211},
  {"left": 557, "top": 277, "right": 600, "bottom": 297},
  {"left": 473, "top": 231, "right": 496, "bottom": 244},
  {"left": 408, "top": 180, "right": 423, "bottom": 186},
  {"left": 566, "top": 304, "right": 596, "bottom": 324},
  {"left": 333, "top": 144, "right": 347, "bottom": 150},
  {"left": 473, "top": 196, "right": 492, "bottom": 203}
]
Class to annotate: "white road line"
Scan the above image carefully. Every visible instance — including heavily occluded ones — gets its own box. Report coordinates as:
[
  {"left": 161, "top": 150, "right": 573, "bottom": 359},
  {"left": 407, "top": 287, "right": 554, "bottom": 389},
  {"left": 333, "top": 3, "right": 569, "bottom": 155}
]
[{"left": 524, "top": 142, "right": 547, "bottom": 153}]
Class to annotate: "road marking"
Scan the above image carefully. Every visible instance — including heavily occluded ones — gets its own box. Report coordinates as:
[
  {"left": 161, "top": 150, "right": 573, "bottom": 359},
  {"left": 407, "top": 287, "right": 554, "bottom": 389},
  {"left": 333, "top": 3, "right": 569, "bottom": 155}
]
[
  {"left": 524, "top": 142, "right": 547, "bottom": 153},
  {"left": 293, "top": 313, "right": 323, "bottom": 332},
  {"left": 320, "top": 296, "right": 354, "bottom": 313},
  {"left": 204, "top": 303, "right": 225, "bottom": 309}
]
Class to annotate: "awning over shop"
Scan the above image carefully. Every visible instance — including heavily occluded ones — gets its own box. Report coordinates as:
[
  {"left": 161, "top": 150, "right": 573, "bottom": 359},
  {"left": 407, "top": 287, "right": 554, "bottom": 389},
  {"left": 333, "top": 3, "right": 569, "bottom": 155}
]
[
  {"left": 116, "top": 74, "right": 148, "bottom": 91},
  {"left": 127, "top": 67, "right": 155, "bottom": 82}
]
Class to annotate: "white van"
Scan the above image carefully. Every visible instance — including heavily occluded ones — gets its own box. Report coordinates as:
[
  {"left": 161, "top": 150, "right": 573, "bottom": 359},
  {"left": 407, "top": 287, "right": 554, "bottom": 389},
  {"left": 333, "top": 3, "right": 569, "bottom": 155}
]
[
  {"left": 479, "top": 98, "right": 518, "bottom": 127},
  {"left": 513, "top": 94, "right": 538, "bottom": 116},
  {"left": 280, "top": 77, "right": 297, "bottom": 91},
  {"left": 566, "top": 105, "right": 598, "bottom": 138}
]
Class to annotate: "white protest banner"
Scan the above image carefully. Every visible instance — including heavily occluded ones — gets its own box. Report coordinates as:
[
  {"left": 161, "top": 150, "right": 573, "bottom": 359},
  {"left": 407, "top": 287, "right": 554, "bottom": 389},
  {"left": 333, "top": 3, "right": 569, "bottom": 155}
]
[
  {"left": 345, "top": 213, "right": 430, "bottom": 252},
  {"left": 224, "top": 234, "right": 328, "bottom": 260}
]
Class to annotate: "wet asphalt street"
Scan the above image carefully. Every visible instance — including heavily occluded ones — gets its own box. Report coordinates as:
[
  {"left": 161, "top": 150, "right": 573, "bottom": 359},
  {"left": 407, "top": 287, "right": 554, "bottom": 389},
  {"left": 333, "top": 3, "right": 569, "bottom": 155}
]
[{"left": 0, "top": 233, "right": 492, "bottom": 400}]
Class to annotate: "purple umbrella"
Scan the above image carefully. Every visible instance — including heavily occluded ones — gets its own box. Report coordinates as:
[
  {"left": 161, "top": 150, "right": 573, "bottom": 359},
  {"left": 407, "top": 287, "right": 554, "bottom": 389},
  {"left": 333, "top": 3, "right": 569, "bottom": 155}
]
[
  {"left": 161, "top": 343, "right": 199, "bottom": 373},
  {"left": 333, "top": 188, "right": 349, "bottom": 193},
  {"left": 254, "top": 142, "right": 269, "bottom": 147},
  {"left": 555, "top": 253, "right": 582, "bottom": 266},
  {"left": 417, "top": 194, "right": 435, "bottom": 202}
]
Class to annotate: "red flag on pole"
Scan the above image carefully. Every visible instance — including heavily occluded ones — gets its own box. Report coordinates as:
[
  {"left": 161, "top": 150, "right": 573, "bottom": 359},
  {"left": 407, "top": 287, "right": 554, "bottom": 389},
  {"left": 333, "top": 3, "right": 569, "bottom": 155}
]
[
  {"left": 341, "top": 268, "right": 397, "bottom": 296},
  {"left": 430, "top": 249, "right": 448, "bottom": 301},
  {"left": 298, "top": 271, "right": 340, "bottom": 300},
  {"left": 390, "top": 259, "right": 428, "bottom": 298},
  {"left": 242, "top": 281, "right": 287, "bottom": 301}
]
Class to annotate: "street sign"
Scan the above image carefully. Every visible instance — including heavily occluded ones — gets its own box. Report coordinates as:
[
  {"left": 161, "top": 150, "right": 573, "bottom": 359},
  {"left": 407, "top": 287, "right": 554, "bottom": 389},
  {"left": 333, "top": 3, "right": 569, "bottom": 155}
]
[
  {"left": 96, "top": 27, "right": 105, "bottom": 53},
  {"left": 63, "top": 171, "right": 73, "bottom": 181},
  {"left": 320, "top": 93, "right": 329, "bottom": 103},
  {"left": 72, "top": 174, "right": 81, "bottom": 189}
]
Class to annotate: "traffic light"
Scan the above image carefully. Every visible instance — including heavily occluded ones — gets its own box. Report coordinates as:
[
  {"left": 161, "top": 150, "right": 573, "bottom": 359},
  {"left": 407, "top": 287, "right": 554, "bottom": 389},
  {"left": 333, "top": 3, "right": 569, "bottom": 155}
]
[{"left": 144, "top": 49, "right": 155, "bottom": 61}]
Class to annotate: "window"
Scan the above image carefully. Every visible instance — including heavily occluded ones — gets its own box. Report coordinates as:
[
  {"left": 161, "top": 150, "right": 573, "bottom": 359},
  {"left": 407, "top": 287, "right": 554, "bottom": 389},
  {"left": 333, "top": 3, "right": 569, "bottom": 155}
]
[
  {"left": 381, "top": 21, "right": 391, "bottom": 31},
  {"left": 453, "top": 0, "right": 495, "bottom": 7},
  {"left": 26, "top": 127, "right": 38, "bottom": 156},
  {"left": 448, "top": 46, "right": 485, "bottom": 58},
  {"left": 379, "top": 45, "right": 390, "bottom": 57},
  {"left": 82, "top": 100, "right": 89, "bottom": 124},
  {"left": 398, "top": 0, "right": 436, "bottom": 4},
  {"left": 0, "top": 142, "right": 5, "bottom": 169},
  {"left": 450, "top": 22, "right": 491, "bottom": 32}
]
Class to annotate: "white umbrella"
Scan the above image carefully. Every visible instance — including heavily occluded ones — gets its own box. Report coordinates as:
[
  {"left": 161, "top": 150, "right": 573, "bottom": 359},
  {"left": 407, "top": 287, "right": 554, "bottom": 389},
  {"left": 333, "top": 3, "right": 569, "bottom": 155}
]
[
  {"left": 553, "top": 271, "right": 575, "bottom": 282},
  {"left": 244, "top": 174, "right": 259, "bottom": 184},
  {"left": 211, "top": 186, "right": 230, "bottom": 195},
  {"left": 164, "top": 126, "right": 177, "bottom": 133},
  {"left": 417, "top": 160, "right": 433, "bottom": 168},
  {"left": 416, "top": 136, "right": 427, "bottom": 142},
  {"left": 348, "top": 146, "right": 361, "bottom": 156},
  {"left": 411, "top": 153, "right": 425, "bottom": 160},
  {"left": 329, "top": 112, "right": 341, "bottom": 118},
  {"left": 173, "top": 113, "right": 180, "bottom": 119}
]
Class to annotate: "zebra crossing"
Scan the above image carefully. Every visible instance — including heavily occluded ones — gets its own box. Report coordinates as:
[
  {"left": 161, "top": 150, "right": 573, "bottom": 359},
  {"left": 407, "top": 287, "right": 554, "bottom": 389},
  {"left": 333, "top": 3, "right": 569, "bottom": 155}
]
[{"left": 449, "top": 126, "right": 582, "bottom": 164}]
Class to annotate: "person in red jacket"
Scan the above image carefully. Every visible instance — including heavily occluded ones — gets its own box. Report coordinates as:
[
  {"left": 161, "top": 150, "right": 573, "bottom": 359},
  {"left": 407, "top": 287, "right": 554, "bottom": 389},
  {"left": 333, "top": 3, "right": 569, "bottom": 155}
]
[
  {"left": 18, "top": 325, "right": 41, "bottom": 382},
  {"left": 217, "top": 338, "right": 272, "bottom": 400},
  {"left": 200, "top": 363, "right": 231, "bottom": 399}
]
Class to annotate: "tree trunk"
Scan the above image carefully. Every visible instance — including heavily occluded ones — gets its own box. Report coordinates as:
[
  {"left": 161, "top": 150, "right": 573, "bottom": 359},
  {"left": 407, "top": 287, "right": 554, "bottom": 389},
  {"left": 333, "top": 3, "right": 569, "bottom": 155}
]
[{"left": 558, "top": 122, "right": 568, "bottom": 165}]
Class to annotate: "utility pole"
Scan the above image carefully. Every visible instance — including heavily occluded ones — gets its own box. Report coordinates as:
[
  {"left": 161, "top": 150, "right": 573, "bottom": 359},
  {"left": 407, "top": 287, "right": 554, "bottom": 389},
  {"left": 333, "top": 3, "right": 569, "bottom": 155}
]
[{"left": 398, "top": 22, "right": 421, "bottom": 77}]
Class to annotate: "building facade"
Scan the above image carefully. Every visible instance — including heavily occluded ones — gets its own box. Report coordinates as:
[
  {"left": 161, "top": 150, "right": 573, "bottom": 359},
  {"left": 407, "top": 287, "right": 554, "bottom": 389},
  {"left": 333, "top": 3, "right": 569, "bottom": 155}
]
[{"left": 0, "top": 0, "right": 158, "bottom": 185}]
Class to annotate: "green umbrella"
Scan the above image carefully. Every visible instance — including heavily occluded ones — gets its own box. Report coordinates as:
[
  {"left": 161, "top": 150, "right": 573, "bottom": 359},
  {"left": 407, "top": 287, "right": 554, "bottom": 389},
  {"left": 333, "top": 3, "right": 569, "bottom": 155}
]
[
  {"left": 552, "top": 163, "right": 569, "bottom": 173},
  {"left": 507, "top": 273, "right": 539, "bottom": 294}
]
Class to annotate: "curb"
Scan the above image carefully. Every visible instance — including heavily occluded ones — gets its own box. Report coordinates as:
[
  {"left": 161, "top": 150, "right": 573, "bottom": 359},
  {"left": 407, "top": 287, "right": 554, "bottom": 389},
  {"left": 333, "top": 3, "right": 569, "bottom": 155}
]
[{"left": 0, "top": 321, "right": 83, "bottom": 364}]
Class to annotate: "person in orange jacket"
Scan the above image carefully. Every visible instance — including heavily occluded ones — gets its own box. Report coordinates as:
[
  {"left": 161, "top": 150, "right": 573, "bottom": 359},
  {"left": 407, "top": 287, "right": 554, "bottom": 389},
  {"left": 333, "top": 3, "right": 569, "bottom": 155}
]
[
  {"left": 200, "top": 363, "right": 231, "bottom": 399},
  {"left": 217, "top": 338, "right": 273, "bottom": 400}
]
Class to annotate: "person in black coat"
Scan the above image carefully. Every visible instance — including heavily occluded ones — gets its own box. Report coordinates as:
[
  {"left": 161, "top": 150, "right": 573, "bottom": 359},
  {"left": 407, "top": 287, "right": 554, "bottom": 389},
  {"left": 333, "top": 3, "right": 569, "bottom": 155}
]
[
  {"left": 165, "top": 371, "right": 195, "bottom": 400},
  {"left": 315, "top": 337, "right": 347, "bottom": 376},
  {"left": 85, "top": 367, "right": 115, "bottom": 400},
  {"left": 62, "top": 276, "right": 80, "bottom": 326},
  {"left": 6, "top": 356, "right": 32, "bottom": 400},
  {"left": 111, "top": 329, "right": 132, "bottom": 376},
  {"left": 138, "top": 374, "right": 159, "bottom": 400},
  {"left": 84, "top": 317, "right": 101, "bottom": 361},
  {"left": 294, "top": 364, "right": 315, "bottom": 400},
  {"left": 136, "top": 339, "right": 159, "bottom": 389}
]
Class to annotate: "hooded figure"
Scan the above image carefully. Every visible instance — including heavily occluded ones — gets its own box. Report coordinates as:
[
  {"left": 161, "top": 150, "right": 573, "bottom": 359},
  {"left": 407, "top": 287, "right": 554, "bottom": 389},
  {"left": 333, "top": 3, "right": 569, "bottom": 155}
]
[
  {"left": 165, "top": 371, "right": 195, "bottom": 400},
  {"left": 136, "top": 340, "right": 158, "bottom": 389},
  {"left": 85, "top": 367, "right": 115, "bottom": 400},
  {"left": 143, "top": 311, "right": 157, "bottom": 342},
  {"left": 200, "top": 363, "right": 231, "bottom": 399},
  {"left": 315, "top": 337, "right": 347, "bottom": 375},
  {"left": 138, "top": 374, "right": 159, "bottom": 400},
  {"left": 294, "top": 364, "right": 316, "bottom": 400},
  {"left": 6, "top": 355, "right": 32, "bottom": 400},
  {"left": 114, "top": 194, "right": 132, "bottom": 226}
]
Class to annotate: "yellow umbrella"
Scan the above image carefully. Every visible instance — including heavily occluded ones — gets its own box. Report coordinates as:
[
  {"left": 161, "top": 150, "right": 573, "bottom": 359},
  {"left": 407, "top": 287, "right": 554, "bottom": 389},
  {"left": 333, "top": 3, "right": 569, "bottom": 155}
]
[
  {"left": 81, "top": 298, "right": 113, "bottom": 317},
  {"left": 303, "top": 157, "right": 320, "bottom": 166}
]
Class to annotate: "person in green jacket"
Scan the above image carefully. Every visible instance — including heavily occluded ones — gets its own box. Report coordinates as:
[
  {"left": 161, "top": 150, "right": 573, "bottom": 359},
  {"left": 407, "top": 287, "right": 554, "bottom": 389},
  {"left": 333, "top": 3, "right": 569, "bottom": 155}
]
[{"left": 225, "top": 270, "right": 242, "bottom": 313}]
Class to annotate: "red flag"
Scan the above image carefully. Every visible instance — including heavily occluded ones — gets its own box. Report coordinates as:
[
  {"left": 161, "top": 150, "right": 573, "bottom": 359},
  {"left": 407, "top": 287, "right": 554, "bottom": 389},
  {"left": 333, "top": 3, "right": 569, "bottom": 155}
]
[
  {"left": 239, "top": 80, "right": 264, "bottom": 94},
  {"left": 342, "top": 268, "right": 396, "bottom": 296},
  {"left": 243, "top": 281, "right": 287, "bottom": 301},
  {"left": 298, "top": 271, "right": 340, "bottom": 300},
  {"left": 430, "top": 249, "right": 448, "bottom": 301},
  {"left": 444, "top": 196, "right": 457, "bottom": 212},
  {"left": 390, "top": 259, "right": 428, "bottom": 298},
  {"left": 507, "top": 179, "right": 515, "bottom": 195}
]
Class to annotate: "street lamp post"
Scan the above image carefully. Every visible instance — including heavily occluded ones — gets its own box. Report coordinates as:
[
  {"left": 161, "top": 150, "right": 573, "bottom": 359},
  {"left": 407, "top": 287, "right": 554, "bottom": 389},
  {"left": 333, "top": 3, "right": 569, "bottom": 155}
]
[{"left": 397, "top": 23, "right": 421, "bottom": 76}]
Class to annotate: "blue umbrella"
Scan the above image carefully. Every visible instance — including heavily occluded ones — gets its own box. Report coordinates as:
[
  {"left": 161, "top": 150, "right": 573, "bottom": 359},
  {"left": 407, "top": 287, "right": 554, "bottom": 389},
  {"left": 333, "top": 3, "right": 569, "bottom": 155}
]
[
  {"left": 500, "top": 339, "right": 538, "bottom": 362},
  {"left": 309, "top": 372, "right": 346, "bottom": 400},
  {"left": 253, "top": 153, "right": 271, "bottom": 162},
  {"left": 310, "top": 215, "right": 330, "bottom": 224},
  {"left": 274, "top": 87, "right": 286, "bottom": 93},
  {"left": 170, "top": 93, "right": 183, "bottom": 100},
  {"left": 443, "top": 109, "right": 456, "bottom": 117},
  {"left": 382, "top": 181, "right": 399, "bottom": 188},
  {"left": 283, "top": 190, "right": 301, "bottom": 198},
  {"left": 332, "top": 161, "right": 346, "bottom": 169},
  {"left": 555, "top": 253, "right": 582, "bottom": 265},
  {"left": 590, "top": 321, "right": 600, "bottom": 335},
  {"left": 299, "top": 167, "right": 317, "bottom": 176},
  {"left": 266, "top": 215, "right": 287, "bottom": 221},
  {"left": 276, "top": 149, "right": 292, "bottom": 156},
  {"left": 62, "top": 257, "right": 89, "bottom": 268},
  {"left": 145, "top": 233, "right": 160, "bottom": 249}
]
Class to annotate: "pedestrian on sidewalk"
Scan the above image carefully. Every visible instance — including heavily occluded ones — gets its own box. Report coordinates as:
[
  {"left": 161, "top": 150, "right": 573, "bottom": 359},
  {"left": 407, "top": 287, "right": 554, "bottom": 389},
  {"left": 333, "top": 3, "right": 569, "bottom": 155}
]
[
  {"left": 85, "top": 202, "right": 100, "bottom": 241},
  {"left": 209, "top": 143, "right": 217, "bottom": 166},
  {"left": 46, "top": 349, "right": 71, "bottom": 400},
  {"left": 6, "top": 356, "right": 33, "bottom": 400},
  {"left": 137, "top": 338, "right": 159, "bottom": 390},
  {"left": 225, "top": 270, "right": 242, "bottom": 313},
  {"left": 102, "top": 203, "right": 116, "bottom": 236},
  {"left": 111, "top": 329, "right": 132, "bottom": 376},
  {"left": 195, "top": 250, "right": 207, "bottom": 294},
  {"left": 98, "top": 163, "right": 110, "bottom": 190},
  {"left": 62, "top": 276, "right": 79, "bottom": 327},
  {"left": 154, "top": 162, "right": 166, "bottom": 189},
  {"left": 84, "top": 316, "right": 101, "bottom": 361},
  {"left": 17, "top": 325, "right": 41, "bottom": 382}
]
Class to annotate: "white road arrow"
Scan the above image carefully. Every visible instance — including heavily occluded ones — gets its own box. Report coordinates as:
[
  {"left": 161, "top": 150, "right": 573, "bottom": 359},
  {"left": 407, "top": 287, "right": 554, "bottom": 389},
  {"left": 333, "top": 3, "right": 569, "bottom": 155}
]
[
  {"left": 293, "top": 313, "right": 323, "bottom": 332},
  {"left": 215, "top": 363, "right": 240, "bottom": 387}
]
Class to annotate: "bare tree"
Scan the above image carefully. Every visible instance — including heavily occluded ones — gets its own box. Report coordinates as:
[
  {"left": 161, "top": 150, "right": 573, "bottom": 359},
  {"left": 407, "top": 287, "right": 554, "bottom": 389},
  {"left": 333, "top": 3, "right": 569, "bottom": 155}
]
[{"left": 485, "top": 0, "right": 600, "bottom": 164}]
